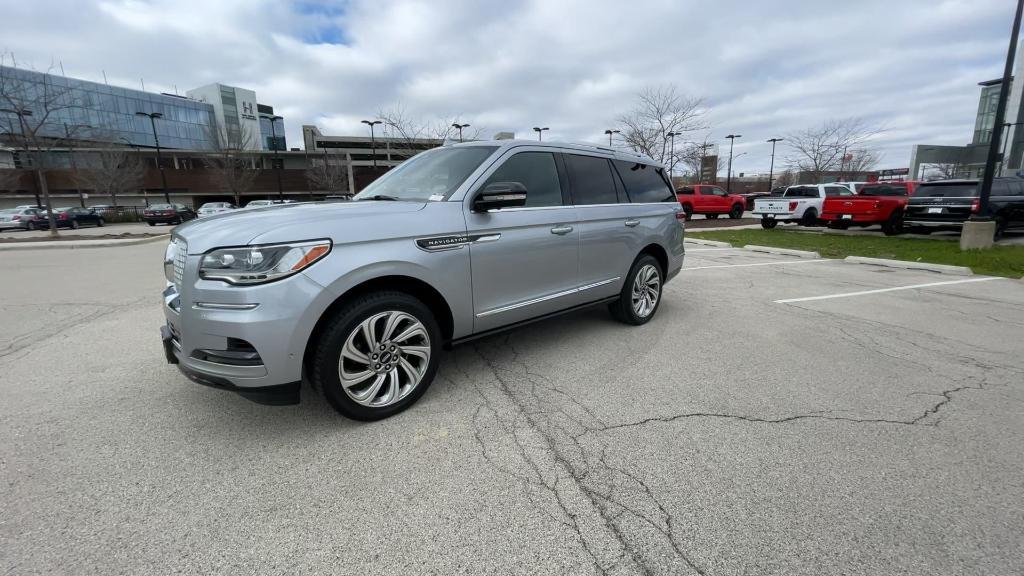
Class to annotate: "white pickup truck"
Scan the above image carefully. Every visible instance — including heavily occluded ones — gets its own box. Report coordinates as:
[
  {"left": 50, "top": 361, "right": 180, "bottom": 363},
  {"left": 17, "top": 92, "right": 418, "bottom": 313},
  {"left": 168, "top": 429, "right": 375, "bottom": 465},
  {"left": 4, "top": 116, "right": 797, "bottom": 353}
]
[{"left": 753, "top": 184, "right": 855, "bottom": 229}]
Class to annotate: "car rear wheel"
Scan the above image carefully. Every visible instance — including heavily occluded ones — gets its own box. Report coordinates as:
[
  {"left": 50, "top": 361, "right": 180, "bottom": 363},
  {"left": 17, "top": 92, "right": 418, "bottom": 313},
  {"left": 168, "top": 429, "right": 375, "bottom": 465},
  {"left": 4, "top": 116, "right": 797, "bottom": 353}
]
[
  {"left": 26, "top": 221, "right": 36, "bottom": 231},
  {"left": 609, "top": 254, "right": 663, "bottom": 326},
  {"left": 681, "top": 204, "right": 693, "bottom": 221},
  {"left": 761, "top": 218, "right": 778, "bottom": 229},
  {"left": 312, "top": 291, "right": 442, "bottom": 421},
  {"left": 881, "top": 210, "right": 903, "bottom": 236},
  {"left": 994, "top": 216, "right": 1008, "bottom": 241},
  {"left": 729, "top": 204, "right": 744, "bottom": 219},
  {"left": 70, "top": 220, "right": 80, "bottom": 230},
  {"left": 97, "top": 217, "right": 105, "bottom": 227},
  {"left": 800, "top": 208, "right": 818, "bottom": 227}
]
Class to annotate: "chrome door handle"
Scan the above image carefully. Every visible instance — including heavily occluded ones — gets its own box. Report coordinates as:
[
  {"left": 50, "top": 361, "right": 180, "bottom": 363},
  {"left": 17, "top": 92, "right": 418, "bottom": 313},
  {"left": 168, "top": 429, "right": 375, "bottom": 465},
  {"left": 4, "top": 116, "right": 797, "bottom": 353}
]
[
  {"left": 550, "top": 225, "right": 573, "bottom": 235},
  {"left": 624, "top": 219, "right": 640, "bottom": 227}
]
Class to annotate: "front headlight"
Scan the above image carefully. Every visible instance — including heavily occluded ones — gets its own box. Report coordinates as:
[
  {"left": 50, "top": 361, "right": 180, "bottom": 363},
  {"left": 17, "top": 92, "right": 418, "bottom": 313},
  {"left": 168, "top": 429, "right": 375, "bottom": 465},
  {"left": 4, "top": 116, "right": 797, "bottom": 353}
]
[{"left": 199, "top": 240, "right": 332, "bottom": 285}]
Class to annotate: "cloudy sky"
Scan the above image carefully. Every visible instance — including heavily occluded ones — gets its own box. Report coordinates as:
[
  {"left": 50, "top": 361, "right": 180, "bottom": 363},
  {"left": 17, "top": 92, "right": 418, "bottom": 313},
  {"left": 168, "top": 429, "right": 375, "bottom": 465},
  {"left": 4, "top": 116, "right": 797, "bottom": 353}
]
[{"left": 0, "top": 0, "right": 1016, "bottom": 174}]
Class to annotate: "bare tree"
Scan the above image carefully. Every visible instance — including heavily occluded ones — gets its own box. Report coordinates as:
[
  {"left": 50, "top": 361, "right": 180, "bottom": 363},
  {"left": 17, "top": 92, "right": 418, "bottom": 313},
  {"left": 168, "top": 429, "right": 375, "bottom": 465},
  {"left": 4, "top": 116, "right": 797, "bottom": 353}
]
[
  {"left": 774, "top": 169, "right": 797, "bottom": 188},
  {"left": 784, "top": 118, "right": 881, "bottom": 183},
  {"left": 0, "top": 58, "right": 86, "bottom": 236},
  {"left": 73, "top": 147, "right": 144, "bottom": 207},
  {"left": 203, "top": 122, "right": 259, "bottom": 206},
  {"left": 306, "top": 151, "right": 349, "bottom": 194},
  {"left": 840, "top": 147, "right": 881, "bottom": 179},
  {"left": 616, "top": 85, "right": 706, "bottom": 174},
  {"left": 922, "top": 162, "right": 961, "bottom": 180},
  {"left": 376, "top": 105, "right": 481, "bottom": 160}
]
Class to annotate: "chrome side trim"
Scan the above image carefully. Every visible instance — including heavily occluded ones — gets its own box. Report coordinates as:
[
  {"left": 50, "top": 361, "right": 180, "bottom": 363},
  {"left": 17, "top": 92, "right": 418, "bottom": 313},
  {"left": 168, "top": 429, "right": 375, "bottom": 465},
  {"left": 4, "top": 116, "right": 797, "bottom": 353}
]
[
  {"left": 476, "top": 277, "right": 621, "bottom": 318},
  {"left": 193, "top": 302, "right": 260, "bottom": 310}
]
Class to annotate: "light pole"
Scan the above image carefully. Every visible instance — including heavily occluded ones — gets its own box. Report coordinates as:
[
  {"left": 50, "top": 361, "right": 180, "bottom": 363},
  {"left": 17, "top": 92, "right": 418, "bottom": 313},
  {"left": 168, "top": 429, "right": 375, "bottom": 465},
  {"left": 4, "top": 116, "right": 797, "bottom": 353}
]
[
  {"left": 452, "top": 123, "right": 470, "bottom": 143},
  {"left": 533, "top": 126, "right": 549, "bottom": 141},
  {"left": 766, "top": 138, "right": 784, "bottom": 191},
  {"left": 135, "top": 111, "right": 170, "bottom": 203},
  {"left": 361, "top": 119, "right": 382, "bottom": 168},
  {"left": 666, "top": 131, "right": 681, "bottom": 182},
  {"left": 725, "top": 134, "right": 742, "bottom": 193},
  {"left": 63, "top": 123, "right": 92, "bottom": 207},
  {"left": 261, "top": 114, "right": 285, "bottom": 201},
  {"left": 604, "top": 129, "right": 620, "bottom": 146}
]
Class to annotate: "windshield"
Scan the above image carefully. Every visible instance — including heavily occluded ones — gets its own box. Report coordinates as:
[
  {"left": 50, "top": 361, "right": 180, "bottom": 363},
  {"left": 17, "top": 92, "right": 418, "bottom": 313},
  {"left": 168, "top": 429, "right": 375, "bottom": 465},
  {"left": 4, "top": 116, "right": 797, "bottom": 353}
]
[
  {"left": 353, "top": 146, "right": 498, "bottom": 201},
  {"left": 912, "top": 183, "right": 978, "bottom": 198}
]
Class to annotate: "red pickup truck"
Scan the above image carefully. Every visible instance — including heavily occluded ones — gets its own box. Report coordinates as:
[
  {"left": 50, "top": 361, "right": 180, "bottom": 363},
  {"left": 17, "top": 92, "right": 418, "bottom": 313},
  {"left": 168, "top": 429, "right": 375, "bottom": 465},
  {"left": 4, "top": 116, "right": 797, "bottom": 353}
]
[
  {"left": 820, "top": 181, "right": 920, "bottom": 235},
  {"left": 675, "top": 184, "right": 746, "bottom": 220}
]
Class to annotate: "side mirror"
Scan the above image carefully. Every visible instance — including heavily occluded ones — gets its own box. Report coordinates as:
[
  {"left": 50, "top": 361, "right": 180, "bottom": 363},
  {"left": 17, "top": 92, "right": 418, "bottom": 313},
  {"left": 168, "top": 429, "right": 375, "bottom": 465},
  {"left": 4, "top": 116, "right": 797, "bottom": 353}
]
[{"left": 473, "top": 182, "right": 528, "bottom": 212}]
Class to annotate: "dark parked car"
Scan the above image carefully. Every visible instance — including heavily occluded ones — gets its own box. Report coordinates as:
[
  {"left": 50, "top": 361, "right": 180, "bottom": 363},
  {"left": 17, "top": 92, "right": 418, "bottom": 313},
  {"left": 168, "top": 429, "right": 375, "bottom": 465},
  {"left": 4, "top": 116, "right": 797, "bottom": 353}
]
[
  {"left": 36, "top": 207, "right": 106, "bottom": 229},
  {"left": 143, "top": 203, "right": 196, "bottom": 226},
  {"left": 904, "top": 178, "right": 1024, "bottom": 239}
]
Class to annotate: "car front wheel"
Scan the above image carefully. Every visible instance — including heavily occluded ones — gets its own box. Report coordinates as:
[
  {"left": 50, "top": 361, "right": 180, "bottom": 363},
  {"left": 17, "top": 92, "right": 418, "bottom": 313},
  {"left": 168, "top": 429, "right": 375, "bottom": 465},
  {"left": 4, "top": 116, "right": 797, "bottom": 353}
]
[
  {"left": 97, "top": 217, "right": 105, "bottom": 227},
  {"left": 729, "top": 204, "right": 744, "bottom": 219},
  {"left": 26, "top": 221, "right": 36, "bottom": 231},
  {"left": 70, "top": 220, "right": 80, "bottom": 230},
  {"left": 761, "top": 218, "right": 778, "bottom": 229},
  {"left": 609, "top": 254, "right": 663, "bottom": 326},
  {"left": 312, "top": 291, "right": 442, "bottom": 421}
]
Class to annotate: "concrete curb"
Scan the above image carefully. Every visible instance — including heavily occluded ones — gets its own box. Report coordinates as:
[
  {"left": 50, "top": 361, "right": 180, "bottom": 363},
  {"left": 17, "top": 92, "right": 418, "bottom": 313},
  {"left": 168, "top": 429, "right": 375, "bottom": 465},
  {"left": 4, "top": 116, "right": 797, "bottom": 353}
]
[
  {"left": 843, "top": 256, "right": 973, "bottom": 276},
  {"left": 0, "top": 234, "right": 169, "bottom": 251},
  {"left": 743, "top": 245, "right": 820, "bottom": 259},
  {"left": 685, "top": 239, "right": 733, "bottom": 248}
]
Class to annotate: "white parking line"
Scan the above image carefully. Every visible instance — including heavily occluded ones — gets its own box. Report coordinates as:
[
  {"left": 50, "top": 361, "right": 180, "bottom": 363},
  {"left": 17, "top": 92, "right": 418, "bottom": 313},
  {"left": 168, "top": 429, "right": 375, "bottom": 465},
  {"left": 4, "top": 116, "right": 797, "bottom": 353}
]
[
  {"left": 775, "top": 277, "right": 1006, "bottom": 304},
  {"left": 684, "top": 259, "right": 832, "bottom": 270}
]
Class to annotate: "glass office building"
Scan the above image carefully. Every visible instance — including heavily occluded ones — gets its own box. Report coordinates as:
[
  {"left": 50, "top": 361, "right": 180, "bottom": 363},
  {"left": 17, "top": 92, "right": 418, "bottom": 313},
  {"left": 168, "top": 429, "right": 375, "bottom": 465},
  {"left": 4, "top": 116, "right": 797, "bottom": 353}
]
[{"left": 1, "top": 65, "right": 216, "bottom": 150}]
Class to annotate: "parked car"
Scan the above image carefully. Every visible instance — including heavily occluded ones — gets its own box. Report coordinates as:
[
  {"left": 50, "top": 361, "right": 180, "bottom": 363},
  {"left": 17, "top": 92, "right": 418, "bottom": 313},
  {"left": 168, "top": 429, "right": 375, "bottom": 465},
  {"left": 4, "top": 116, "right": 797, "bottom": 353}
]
[
  {"left": 753, "top": 184, "right": 855, "bottom": 228},
  {"left": 160, "top": 141, "right": 684, "bottom": 420},
  {"left": 0, "top": 208, "right": 45, "bottom": 231},
  {"left": 36, "top": 207, "right": 106, "bottom": 229},
  {"left": 675, "top": 184, "right": 746, "bottom": 219},
  {"left": 14, "top": 204, "right": 45, "bottom": 211},
  {"left": 821, "top": 181, "right": 920, "bottom": 235},
  {"left": 244, "top": 199, "right": 296, "bottom": 209},
  {"left": 144, "top": 203, "right": 196, "bottom": 226},
  {"left": 197, "top": 202, "right": 235, "bottom": 217},
  {"left": 905, "top": 177, "right": 1024, "bottom": 239}
]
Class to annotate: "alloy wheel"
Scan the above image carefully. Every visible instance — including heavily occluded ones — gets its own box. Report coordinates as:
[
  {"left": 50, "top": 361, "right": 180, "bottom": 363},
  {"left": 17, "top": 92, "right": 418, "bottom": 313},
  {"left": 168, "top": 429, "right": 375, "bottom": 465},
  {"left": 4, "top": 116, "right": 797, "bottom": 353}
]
[
  {"left": 631, "top": 264, "right": 661, "bottom": 318},
  {"left": 337, "top": 311, "right": 431, "bottom": 407}
]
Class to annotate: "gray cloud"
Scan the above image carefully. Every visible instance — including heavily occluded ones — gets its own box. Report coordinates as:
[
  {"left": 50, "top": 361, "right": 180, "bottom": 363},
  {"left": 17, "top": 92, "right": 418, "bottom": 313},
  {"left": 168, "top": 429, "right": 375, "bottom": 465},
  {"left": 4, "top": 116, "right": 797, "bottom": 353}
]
[{"left": 0, "top": 0, "right": 1013, "bottom": 173}]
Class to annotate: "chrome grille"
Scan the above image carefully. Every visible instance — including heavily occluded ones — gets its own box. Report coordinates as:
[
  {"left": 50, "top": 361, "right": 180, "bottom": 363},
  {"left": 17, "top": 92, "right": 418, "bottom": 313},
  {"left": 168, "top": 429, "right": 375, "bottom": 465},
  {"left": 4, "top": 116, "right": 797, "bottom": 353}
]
[{"left": 173, "top": 239, "right": 187, "bottom": 289}]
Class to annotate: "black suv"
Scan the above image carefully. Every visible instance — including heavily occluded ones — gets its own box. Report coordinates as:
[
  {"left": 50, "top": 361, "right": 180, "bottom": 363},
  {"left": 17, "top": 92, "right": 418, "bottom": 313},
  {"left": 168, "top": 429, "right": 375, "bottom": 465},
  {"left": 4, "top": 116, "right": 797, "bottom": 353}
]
[{"left": 905, "top": 178, "right": 1024, "bottom": 239}]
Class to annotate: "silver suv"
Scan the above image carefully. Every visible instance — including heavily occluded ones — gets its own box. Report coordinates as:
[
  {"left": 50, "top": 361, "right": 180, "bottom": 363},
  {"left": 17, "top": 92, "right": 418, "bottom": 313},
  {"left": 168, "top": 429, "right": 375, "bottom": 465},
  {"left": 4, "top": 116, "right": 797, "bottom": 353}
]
[{"left": 160, "top": 140, "right": 685, "bottom": 420}]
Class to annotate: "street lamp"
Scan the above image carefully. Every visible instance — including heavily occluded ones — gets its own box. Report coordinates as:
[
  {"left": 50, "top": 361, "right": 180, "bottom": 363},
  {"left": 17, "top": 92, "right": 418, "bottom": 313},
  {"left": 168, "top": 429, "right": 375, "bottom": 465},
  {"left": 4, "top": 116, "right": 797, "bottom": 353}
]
[
  {"left": 725, "top": 134, "right": 742, "bottom": 193},
  {"left": 261, "top": 114, "right": 285, "bottom": 200},
  {"left": 361, "top": 119, "right": 382, "bottom": 168},
  {"left": 452, "top": 123, "right": 471, "bottom": 143},
  {"left": 533, "top": 126, "right": 549, "bottom": 141},
  {"left": 604, "top": 129, "right": 620, "bottom": 146},
  {"left": 666, "top": 131, "right": 682, "bottom": 182},
  {"left": 766, "top": 138, "right": 784, "bottom": 191},
  {"left": 135, "top": 111, "right": 170, "bottom": 203}
]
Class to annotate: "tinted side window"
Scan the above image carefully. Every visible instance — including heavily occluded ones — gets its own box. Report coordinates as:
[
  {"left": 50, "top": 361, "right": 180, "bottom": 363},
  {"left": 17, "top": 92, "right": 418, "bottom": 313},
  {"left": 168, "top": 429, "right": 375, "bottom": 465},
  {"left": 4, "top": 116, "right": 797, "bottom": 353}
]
[
  {"left": 992, "top": 180, "right": 1012, "bottom": 197},
  {"left": 612, "top": 160, "right": 675, "bottom": 203},
  {"left": 566, "top": 154, "right": 618, "bottom": 205},
  {"left": 1007, "top": 181, "right": 1024, "bottom": 196},
  {"left": 484, "top": 152, "right": 563, "bottom": 207},
  {"left": 677, "top": 187, "right": 695, "bottom": 195},
  {"left": 825, "top": 186, "right": 853, "bottom": 197}
]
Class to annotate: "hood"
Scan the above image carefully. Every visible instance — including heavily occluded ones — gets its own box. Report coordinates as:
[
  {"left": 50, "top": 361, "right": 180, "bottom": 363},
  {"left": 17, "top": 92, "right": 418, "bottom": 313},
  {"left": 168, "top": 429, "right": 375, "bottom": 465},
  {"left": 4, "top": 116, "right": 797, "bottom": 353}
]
[{"left": 173, "top": 200, "right": 426, "bottom": 253}]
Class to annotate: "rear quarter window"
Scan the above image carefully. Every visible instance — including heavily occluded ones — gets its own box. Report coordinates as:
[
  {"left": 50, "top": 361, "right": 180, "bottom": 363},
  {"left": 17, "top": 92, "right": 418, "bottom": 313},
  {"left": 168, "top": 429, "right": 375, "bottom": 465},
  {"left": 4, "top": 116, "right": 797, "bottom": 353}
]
[
  {"left": 860, "top": 184, "right": 907, "bottom": 196},
  {"left": 612, "top": 160, "right": 676, "bottom": 203},
  {"left": 913, "top": 184, "right": 979, "bottom": 198}
]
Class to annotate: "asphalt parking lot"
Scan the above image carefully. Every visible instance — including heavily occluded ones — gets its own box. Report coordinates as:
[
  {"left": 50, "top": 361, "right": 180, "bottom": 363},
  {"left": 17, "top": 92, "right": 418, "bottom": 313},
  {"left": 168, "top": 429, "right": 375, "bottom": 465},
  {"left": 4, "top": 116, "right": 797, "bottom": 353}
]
[{"left": 2, "top": 240, "right": 1023, "bottom": 575}]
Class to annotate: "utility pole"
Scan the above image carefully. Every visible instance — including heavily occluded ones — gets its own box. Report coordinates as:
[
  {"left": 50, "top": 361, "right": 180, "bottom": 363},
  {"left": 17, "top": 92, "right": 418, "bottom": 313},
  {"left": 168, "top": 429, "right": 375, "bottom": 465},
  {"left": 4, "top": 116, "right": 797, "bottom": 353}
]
[
  {"left": 766, "top": 138, "right": 784, "bottom": 191},
  {"left": 135, "top": 111, "right": 170, "bottom": 203},
  {"left": 261, "top": 114, "right": 285, "bottom": 201},
  {"left": 725, "top": 134, "right": 742, "bottom": 193}
]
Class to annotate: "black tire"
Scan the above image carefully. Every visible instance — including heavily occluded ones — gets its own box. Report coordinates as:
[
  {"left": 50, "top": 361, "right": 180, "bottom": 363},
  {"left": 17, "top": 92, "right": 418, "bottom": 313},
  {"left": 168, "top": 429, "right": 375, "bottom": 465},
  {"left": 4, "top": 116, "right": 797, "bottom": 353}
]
[
  {"left": 994, "top": 216, "right": 1008, "bottom": 241},
  {"left": 800, "top": 208, "right": 818, "bottom": 227},
  {"left": 174, "top": 217, "right": 182, "bottom": 225},
  {"left": 608, "top": 254, "right": 663, "bottom": 326},
  {"left": 147, "top": 221, "right": 156, "bottom": 227},
  {"left": 26, "top": 221, "right": 36, "bottom": 231},
  {"left": 681, "top": 204, "right": 693, "bottom": 221},
  {"left": 311, "top": 291, "right": 442, "bottom": 421},
  {"left": 761, "top": 218, "right": 778, "bottom": 229},
  {"left": 729, "top": 204, "right": 744, "bottom": 219},
  {"left": 881, "top": 210, "right": 903, "bottom": 236},
  {"left": 70, "top": 220, "right": 80, "bottom": 230},
  {"left": 706, "top": 213, "right": 719, "bottom": 219},
  {"left": 97, "top": 217, "right": 105, "bottom": 228}
]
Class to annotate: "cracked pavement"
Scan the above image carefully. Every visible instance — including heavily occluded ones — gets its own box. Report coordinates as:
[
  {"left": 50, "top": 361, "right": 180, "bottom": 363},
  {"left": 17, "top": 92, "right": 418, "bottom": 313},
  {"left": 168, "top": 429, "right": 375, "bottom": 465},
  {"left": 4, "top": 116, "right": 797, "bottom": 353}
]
[{"left": 2, "top": 242, "right": 1023, "bottom": 575}]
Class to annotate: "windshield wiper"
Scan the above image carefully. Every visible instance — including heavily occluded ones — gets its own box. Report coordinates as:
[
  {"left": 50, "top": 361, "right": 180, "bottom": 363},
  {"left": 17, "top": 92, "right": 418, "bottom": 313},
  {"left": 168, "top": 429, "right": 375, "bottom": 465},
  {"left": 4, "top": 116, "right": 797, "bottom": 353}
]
[{"left": 355, "top": 194, "right": 399, "bottom": 201}]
